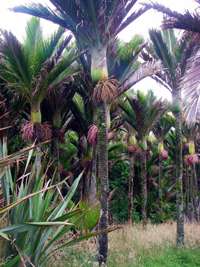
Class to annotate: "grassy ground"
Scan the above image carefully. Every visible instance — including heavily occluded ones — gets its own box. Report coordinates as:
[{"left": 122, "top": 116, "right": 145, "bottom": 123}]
[{"left": 50, "top": 222, "right": 200, "bottom": 267}]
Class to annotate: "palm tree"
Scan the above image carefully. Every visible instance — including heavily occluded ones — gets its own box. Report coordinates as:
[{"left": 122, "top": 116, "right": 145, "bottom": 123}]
[
  {"left": 13, "top": 2, "right": 163, "bottom": 263},
  {"left": 0, "top": 18, "right": 78, "bottom": 144},
  {"left": 145, "top": 1, "right": 200, "bottom": 124},
  {"left": 146, "top": 28, "right": 197, "bottom": 246},
  {"left": 120, "top": 90, "right": 167, "bottom": 224}
]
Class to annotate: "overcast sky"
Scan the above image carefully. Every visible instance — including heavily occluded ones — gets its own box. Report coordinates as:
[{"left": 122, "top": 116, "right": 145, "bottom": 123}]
[{"left": 0, "top": 0, "right": 198, "bottom": 100}]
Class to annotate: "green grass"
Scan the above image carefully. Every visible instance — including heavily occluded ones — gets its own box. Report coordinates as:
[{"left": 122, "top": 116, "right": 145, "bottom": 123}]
[
  {"left": 136, "top": 248, "right": 200, "bottom": 267},
  {"left": 51, "top": 247, "right": 200, "bottom": 267}
]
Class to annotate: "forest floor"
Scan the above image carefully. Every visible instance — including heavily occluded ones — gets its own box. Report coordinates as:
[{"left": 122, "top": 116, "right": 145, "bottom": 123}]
[{"left": 53, "top": 222, "right": 200, "bottom": 267}]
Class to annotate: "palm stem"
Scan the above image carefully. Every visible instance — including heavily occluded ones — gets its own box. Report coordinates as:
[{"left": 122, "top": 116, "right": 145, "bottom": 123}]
[
  {"left": 97, "top": 103, "right": 109, "bottom": 265},
  {"left": 173, "top": 88, "right": 184, "bottom": 247},
  {"left": 128, "top": 153, "right": 134, "bottom": 224}
]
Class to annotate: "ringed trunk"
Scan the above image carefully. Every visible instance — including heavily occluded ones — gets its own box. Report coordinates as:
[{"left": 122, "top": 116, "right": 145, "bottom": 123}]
[
  {"left": 128, "top": 153, "right": 134, "bottom": 224},
  {"left": 97, "top": 103, "right": 109, "bottom": 265},
  {"left": 91, "top": 46, "right": 109, "bottom": 265},
  {"left": 158, "top": 156, "right": 163, "bottom": 218},
  {"left": 141, "top": 150, "right": 147, "bottom": 226},
  {"left": 52, "top": 111, "right": 62, "bottom": 181},
  {"left": 172, "top": 88, "right": 184, "bottom": 247},
  {"left": 88, "top": 146, "right": 98, "bottom": 205}
]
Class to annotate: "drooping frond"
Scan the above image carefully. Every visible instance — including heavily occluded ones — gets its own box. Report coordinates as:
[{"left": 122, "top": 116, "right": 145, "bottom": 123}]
[
  {"left": 147, "top": 28, "right": 198, "bottom": 91},
  {"left": 0, "top": 31, "right": 31, "bottom": 96},
  {"left": 13, "top": 4, "right": 70, "bottom": 29},
  {"left": 119, "top": 61, "right": 161, "bottom": 95},
  {"left": 145, "top": 2, "right": 200, "bottom": 33},
  {"left": 13, "top": 1, "right": 150, "bottom": 48},
  {"left": 181, "top": 50, "right": 200, "bottom": 125}
]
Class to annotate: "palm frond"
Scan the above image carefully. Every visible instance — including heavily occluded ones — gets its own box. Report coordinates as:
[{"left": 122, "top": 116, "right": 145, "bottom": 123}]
[
  {"left": 181, "top": 50, "right": 200, "bottom": 125},
  {"left": 13, "top": 1, "right": 149, "bottom": 49},
  {"left": 149, "top": 29, "right": 175, "bottom": 78},
  {"left": 120, "top": 91, "right": 168, "bottom": 140},
  {"left": 153, "top": 113, "right": 175, "bottom": 139},
  {"left": 119, "top": 61, "right": 161, "bottom": 95},
  {"left": 23, "top": 17, "right": 42, "bottom": 58},
  {"left": 145, "top": 2, "right": 200, "bottom": 33},
  {"left": 0, "top": 31, "right": 31, "bottom": 95},
  {"left": 12, "top": 4, "right": 70, "bottom": 29}
]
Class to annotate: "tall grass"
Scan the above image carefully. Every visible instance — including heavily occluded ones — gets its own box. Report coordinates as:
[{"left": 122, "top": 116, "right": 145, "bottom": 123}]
[{"left": 57, "top": 223, "right": 200, "bottom": 267}]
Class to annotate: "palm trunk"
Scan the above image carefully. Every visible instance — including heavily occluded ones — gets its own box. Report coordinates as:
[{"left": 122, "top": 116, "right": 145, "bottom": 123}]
[
  {"left": 97, "top": 103, "right": 109, "bottom": 265},
  {"left": 90, "top": 46, "right": 109, "bottom": 265},
  {"left": 89, "top": 146, "right": 97, "bottom": 204},
  {"left": 189, "top": 166, "right": 194, "bottom": 221},
  {"left": 158, "top": 156, "right": 163, "bottom": 218},
  {"left": 185, "top": 164, "right": 190, "bottom": 219},
  {"left": 31, "top": 103, "right": 42, "bottom": 173},
  {"left": 128, "top": 153, "right": 134, "bottom": 224},
  {"left": 173, "top": 88, "right": 184, "bottom": 247},
  {"left": 141, "top": 150, "right": 147, "bottom": 226},
  {"left": 52, "top": 112, "right": 62, "bottom": 181},
  {"left": 31, "top": 103, "right": 42, "bottom": 125},
  {"left": 192, "top": 163, "right": 199, "bottom": 221}
]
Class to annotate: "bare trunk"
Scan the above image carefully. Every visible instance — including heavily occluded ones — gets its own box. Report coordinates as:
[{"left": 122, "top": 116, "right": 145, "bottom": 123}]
[
  {"left": 185, "top": 164, "right": 190, "bottom": 219},
  {"left": 141, "top": 151, "right": 147, "bottom": 226},
  {"left": 192, "top": 163, "right": 199, "bottom": 221},
  {"left": 158, "top": 157, "right": 163, "bottom": 218},
  {"left": 128, "top": 153, "right": 134, "bottom": 224},
  {"left": 173, "top": 88, "right": 184, "bottom": 247},
  {"left": 89, "top": 146, "right": 97, "bottom": 204},
  {"left": 97, "top": 103, "right": 109, "bottom": 265},
  {"left": 188, "top": 166, "right": 195, "bottom": 221},
  {"left": 52, "top": 111, "right": 62, "bottom": 181}
]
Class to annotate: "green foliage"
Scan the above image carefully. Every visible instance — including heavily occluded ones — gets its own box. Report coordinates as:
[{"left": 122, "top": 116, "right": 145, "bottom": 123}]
[
  {"left": 118, "top": 35, "right": 144, "bottom": 62},
  {"left": 0, "top": 17, "right": 79, "bottom": 111},
  {"left": 109, "top": 160, "right": 130, "bottom": 222}
]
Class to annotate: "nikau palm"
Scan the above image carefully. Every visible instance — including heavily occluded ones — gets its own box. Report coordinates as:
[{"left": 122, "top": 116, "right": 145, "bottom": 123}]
[
  {"left": 0, "top": 18, "right": 78, "bottom": 144},
  {"left": 145, "top": 1, "right": 200, "bottom": 124},
  {"left": 147, "top": 28, "right": 197, "bottom": 246},
  {"left": 120, "top": 91, "right": 167, "bottom": 224}
]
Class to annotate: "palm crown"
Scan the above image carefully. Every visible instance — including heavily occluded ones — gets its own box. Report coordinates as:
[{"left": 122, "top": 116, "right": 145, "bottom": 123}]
[
  {"left": 0, "top": 17, "right": 79, "bottom": 124},
  {"left": 120, "top": 91, "right": 168, "bottom": 142},
  {"left": 13, "top": 1, "right": 148, "bottom": 49},
  {"left": 145, "top": 2, "right": 200, "bottom": 124}
]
